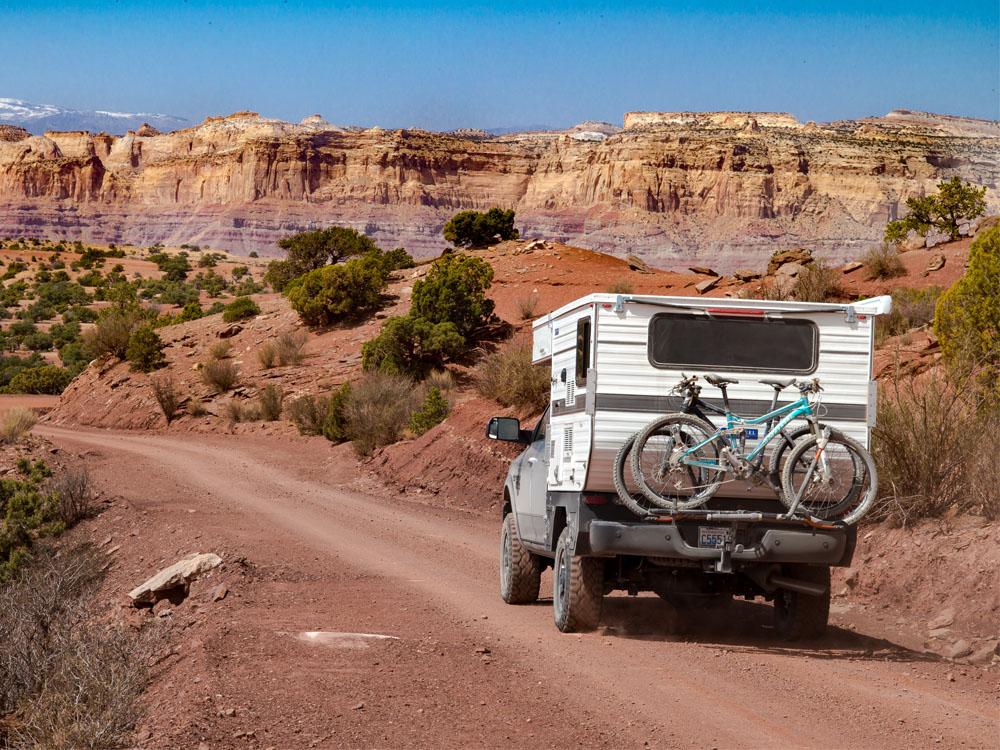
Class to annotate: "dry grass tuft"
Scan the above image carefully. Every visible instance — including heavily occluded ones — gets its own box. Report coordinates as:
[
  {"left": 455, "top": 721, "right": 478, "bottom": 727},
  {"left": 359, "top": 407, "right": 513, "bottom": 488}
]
[
  {"left": 49, "top": 468, "right": 93, "bottom": 527},
  {"left": 862, "top": 242, "right": 906, "bottom": 280},
  {"left": 274, "top": 330, "right": 308, "bottom": 366},
  {"left": 0, "top": 408, "right": 37, "bottom": 444},
  {"left": 257, "top": 384, "right": 284, "bottom": 421},
  {"left": 286, "top": 394, "right": 328, "bottom": 435},
  {"left": 151, "top": 376, "right": 180, "bottom": 423},
  {"left": 209, "top": 340, "right": 232, "bottom": 360},
  {"left": 792, "top": 262, "right": 841, "bottom": 302},
  {"left": 605, "top": 278, "right": 634, "bottom": 295},
  {"left": 200, "top": 359, "right": 239, "bottom": 394},
  {"left": 475, "top": 343, "right": 549, "bottom": 413},
  {"left": 515, "top": 294, "right": 539, "bottom": 320},
  {"left": 225, "top": 398, "right": 257, "bottom": 423},
  {"left": 257, "top": 342, "right": 277, "bottom": 369}
]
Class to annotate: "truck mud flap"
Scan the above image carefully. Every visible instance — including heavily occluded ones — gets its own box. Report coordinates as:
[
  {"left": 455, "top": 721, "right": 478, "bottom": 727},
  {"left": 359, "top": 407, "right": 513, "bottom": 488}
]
[{"left": 588, "top": 521, "right": 847, "bottom": 565}]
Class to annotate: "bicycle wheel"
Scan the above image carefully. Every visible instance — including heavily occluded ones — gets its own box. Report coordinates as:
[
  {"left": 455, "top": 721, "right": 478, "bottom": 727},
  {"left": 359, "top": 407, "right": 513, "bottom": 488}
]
[
  {"left": 780, "top": 430, "right": 877, "bottom": 525},
  {"left": 612, "top": 432, "right": 655, "bottom": 517},
  {"left": 630, "top": 413, "right": 724, "bottom": 509},
  {"left": 765, "top": 424, "right": 812, "bottom": 488}
]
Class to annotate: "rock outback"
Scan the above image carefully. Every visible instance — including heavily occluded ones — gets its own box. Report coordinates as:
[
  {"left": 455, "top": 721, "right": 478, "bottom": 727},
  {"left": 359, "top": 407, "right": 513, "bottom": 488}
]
[{"left": 0, "top": 109, "right": 996, "bottom": 271}]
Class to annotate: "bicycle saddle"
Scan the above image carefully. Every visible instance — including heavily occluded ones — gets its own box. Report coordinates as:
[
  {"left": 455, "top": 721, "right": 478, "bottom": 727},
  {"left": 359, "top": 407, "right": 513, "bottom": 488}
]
[
  {"left": 759, "top": 378, "right": 795, "bottom": 389},
  {"left": 705, "top": 374, "right": 739, "bottom": 386}
]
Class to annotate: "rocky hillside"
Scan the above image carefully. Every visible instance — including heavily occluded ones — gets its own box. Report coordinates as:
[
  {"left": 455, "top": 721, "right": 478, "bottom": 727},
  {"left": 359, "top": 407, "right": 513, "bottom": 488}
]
[{"left": 0, "top": 109, "right": 996, "bottom": 271}]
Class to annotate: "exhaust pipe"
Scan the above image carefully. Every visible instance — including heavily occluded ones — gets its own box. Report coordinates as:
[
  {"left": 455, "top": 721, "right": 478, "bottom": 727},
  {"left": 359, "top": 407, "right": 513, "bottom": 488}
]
[{"left": 769, "top": 574, "right": 827, "bottom": 597}]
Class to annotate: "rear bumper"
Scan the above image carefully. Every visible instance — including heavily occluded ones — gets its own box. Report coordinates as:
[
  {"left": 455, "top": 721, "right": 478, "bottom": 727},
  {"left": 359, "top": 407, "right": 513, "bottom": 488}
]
[{"left": 587, "top": 520, "right": 851, "bottom": 566}]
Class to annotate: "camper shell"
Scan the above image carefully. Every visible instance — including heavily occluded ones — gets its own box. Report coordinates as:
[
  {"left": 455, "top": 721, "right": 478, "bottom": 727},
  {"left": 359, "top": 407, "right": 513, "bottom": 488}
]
[{"left": 492, "top": 292, "right": 891, "bottom": 635}]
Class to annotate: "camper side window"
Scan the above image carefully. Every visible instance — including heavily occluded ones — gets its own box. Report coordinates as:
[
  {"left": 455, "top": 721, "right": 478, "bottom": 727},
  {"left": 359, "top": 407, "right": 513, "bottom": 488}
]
[{"left": 575, "top": 318, "right": 591, "bottom": 386}]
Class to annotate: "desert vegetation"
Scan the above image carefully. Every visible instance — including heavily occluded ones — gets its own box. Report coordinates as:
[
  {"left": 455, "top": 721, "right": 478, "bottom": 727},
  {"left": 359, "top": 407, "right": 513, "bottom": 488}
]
[
  {"left": 885, "top": 177, "right": 986, "bottom": 245},
  {"left": 443, "top": 208, "right": 519, "bottom": 248},
  {"left": 475, "top": 343, "right": 549, "bottom": 413}
]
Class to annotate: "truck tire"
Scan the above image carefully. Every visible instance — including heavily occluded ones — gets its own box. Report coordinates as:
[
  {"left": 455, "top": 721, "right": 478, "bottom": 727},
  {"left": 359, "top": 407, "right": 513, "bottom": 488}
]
[
  {"left": 553, "top": 527, "right": 604, "bottom": 632},
  {"left": 773, "top": 565, "right": 830, "bottom": 640},
  {"left": 500, "top": 513, "right": 541, "bottom": 604}
]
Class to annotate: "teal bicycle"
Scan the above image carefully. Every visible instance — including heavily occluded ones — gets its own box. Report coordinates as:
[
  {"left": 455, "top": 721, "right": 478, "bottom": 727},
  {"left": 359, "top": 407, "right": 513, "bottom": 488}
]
[{"left": 628, "top": 374, "right": 878, "bottom": 525}]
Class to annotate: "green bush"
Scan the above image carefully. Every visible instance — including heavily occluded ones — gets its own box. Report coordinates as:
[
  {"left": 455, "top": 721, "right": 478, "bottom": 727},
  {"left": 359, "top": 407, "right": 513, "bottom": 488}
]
[
  {"left": 322, "top": 383, "right": 352, "bottom": 442},
  {"left": 411, "top": 253, "right": 495, "bottom": 338},
  {"left": 934, "top": 225, "right": 1000, "bottom": 390},
  {"left": 222, "top": 296, "right": 261, "bottom": 323},
  {"left": 885, "top": 178, "right": 987, "bottom": 244},
  {"left": 286, "top": 394, "right": 329, "bottom": 436},
  {"left": 286, "top": 255, "right": 387, "bottom": 326},
  {"left": 361, "top": 315, "right": 464, "bottom": 378},
  {"left": 475, "top": 343, "right": 549, "bottom": 413},
  {"left": 265, "top": 227, "right": 381, "bottom": 292},
  {"left": 257, "top": 384, "right": 284, "bottom": 421},
  {"left": 377, "top": 247, "right": 416, "bottom": 272},
  {"left": 409, "top": 386, "right": 449, "bottom": 435},
  {"left": 125, "top": 326, "right": 166, "bottom": 372},
  {"left": 443, "top": 208, "right": 519, "bottom": 248},
  {"left": 0, "top": 460, "right": 58, "bottom": 580},
  {"left": 5, "top": 366, "right": 72, "bottom": 395},
  {"left": 83, "top": 312, "right": 138, "bottom": 360}
]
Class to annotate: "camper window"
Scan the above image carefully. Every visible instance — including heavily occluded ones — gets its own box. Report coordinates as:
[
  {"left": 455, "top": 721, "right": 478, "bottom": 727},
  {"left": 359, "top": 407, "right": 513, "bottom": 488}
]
[
  {"left": 575, "top": 318, "right": 591, "bottom": 386},
  {"left": 647, "top": 313, "right": 818, "bottom": 374}
]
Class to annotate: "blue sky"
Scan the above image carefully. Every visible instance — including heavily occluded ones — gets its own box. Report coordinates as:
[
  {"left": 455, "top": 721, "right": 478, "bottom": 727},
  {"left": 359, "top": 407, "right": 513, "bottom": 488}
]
[{"left": 1, "top": 1, "right": 997, "bottom": 128}]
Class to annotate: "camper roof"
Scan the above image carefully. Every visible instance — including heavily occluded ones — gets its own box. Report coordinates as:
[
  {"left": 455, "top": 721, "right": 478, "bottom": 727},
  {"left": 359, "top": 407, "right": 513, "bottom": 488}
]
[{"left": 532, "top": 293, "right": 892, "bottom": 328}]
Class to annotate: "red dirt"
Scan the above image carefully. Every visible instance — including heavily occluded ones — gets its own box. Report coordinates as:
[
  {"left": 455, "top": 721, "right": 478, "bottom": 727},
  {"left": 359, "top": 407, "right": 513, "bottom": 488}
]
[{"left": 38, "top": 426, "right": 1000, "bottom": 749}]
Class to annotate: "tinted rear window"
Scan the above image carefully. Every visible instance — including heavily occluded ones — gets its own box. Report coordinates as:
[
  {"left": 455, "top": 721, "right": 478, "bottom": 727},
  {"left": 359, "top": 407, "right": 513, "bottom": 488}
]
[{"left": 648, "top": 313, "right": 818, "bottom": 373}]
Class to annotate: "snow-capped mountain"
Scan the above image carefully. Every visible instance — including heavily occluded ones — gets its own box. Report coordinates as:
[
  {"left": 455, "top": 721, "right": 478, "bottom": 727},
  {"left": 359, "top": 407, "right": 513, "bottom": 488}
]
[{"left": 0, "top": 97, "right": 188, "bottom": 135}]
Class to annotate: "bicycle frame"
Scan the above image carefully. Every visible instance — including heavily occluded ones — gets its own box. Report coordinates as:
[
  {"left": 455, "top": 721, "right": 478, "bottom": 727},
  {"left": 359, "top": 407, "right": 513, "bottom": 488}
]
[{"left": 680, "top": 396, "right": 816, "bottom": 470}]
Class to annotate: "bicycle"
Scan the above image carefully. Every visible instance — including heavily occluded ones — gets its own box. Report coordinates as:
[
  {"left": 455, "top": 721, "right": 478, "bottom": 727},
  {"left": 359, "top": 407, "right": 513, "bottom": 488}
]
[
  {"left": 627, "top": 374, "right": 877, "bottom": 524},
  {"left": 612, "top": 374, "right": 814, "bottom": 515}
]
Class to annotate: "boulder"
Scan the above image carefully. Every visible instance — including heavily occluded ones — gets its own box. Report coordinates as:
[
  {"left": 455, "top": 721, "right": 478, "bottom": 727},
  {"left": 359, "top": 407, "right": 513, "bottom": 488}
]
[
  {"left": 688, "top": 266, "right": 717, "bottom": 276},
  {"left": 733, "top": 269, "right": 762, "bottom": 282},
  {"left": 627, "top": 254, "right": 653, "bottom": 273},
  {"left": 927, "top": 607, "right": 955, "bottom": 630},
  {"left": 217, "top": 324, "right": 243, "bottom": 339},
  {"left": 694, "top": 276, "right": 720, "bottom": 294},
  {"left": 842, "top": 261, "right": 864, "bottom": 274},
  {"left": 944, "top": 639, "right": 972, "bottom": 660},
  {"left": 926, "top": 254, "right": 946, "bottom": 273},
  {"left": 775, "top": 262, "right": 804, "bottom": 279},
  {"left": 129, "top": 552, "right": 223, "bottom": 606},
  {"left": 767, "top": 248, "right": 813, "bottom": 275}
]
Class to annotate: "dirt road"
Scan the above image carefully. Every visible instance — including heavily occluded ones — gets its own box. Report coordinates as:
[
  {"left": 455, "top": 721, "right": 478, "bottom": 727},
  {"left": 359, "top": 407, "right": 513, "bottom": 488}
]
[{"left": 42, "top": 425, "right": 999, "bottom": 749}]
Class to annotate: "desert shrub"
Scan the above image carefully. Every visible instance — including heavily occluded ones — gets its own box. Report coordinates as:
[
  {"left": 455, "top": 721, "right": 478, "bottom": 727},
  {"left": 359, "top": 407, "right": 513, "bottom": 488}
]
[
  {"left": 792, "top": 261, "right": 840, "bottom": 302},
  {"left": 321, "top": 383, "right": 352, "bottom": 442},
  {"left": 232, "top": 277, "right": 264, "bottom": 296},
  {"left": 58, "top": 341, "right": 93, "bottom": 378},
  {"left": 151, "top": 376, "right": 180, "bottom": 423},
  {"left": 934, "top": 225, "right": 1000, "bottom": 391},
  {"left": 862, "top": 243, "right": 906, "bottom": 280},
  {"left": 0, "top": 460, "right": 57, "bottom": 578},
  {"left": 231, "top": 265, "right": 249, "bottom": 280},
  {"left": 378, "top": 247, "right": 416, "bottom": 272},
  {"left": 443, "top": 208, "right": 519, "bottom": 248},
  {"left": 63, "top": 305, "right": 98, "bottom": 324},
  {"left": 274, "top": 330, "right": 307, "bottom": 366},
  {"left": 125, "top": 326, "right": 165, "bottom": 372},
  {"left": 0, "top": 546, "right": 149, "bottom": 748},
  {"left": 286, "top": 394, "right": 328, "bottom": 436},
  {"left": 222, "top": 295, "right": 261, "bottom": 323},
  {"left": 257, "top": 384, "right": 284, "bottom": 421},
  {"left": 876, "top": 286, "right": 942, "bottom": 345},
  {"left": 411, "top": 253, "right": 495, "bottom": 338},
  {"left": 5, "top": 365, "right": 72, "bottom": 394},
  {"left": 23, "top": 331, "right": 54, "bottom": 352},
  {"left": 409, "top": 386, "right": 450, "bottom": 435},
  {"left": 209, "top": 340, "right": 232, "bottom": 360},
  {"left": 872, "top": 369, "right": 998, "bottom": 524},
  {"left": 200, "top": 358, "right": 238, "bottom": 393},
  {"left": 0, "top": 408, "right": 37, "bottom": 444},
  {"left": 475, "top": 343, "right": 549, "bottom": 413},
  {"left": 515, "top": 293, "right": 539, "bottom": 320},
  {"left": 205, "top": 301, "right": 226, "bottom": 316},
  {"left": 425, "top": 368, "right": 455, "bottom": 395},
  {"left": 83, "top": 309, "right": 143, "bottom": 360},
  {"left": 48, "top": 320, "right": 81, "bottom": 349},
  {"left": 277, "top": 226, "right": 380, "bottom": 275},
  {"left": 177, "top": 301, "right": 205, "bottom": 323},
  {"left": 188, "top": 400, "right": 208, "bottom": 417},
  {"left": 286, "top": 255, "right": 388, "bottom": 326},
  {"left": 739, "top": 277, "right": 792, "bottom": 301},
  {"left": 148, "top": 250, "right": 191, "bottom": 281},
  {"left": 49, "top": 468, "right": 93, "bottom": 527},
  {"left": 193, "top": 269, "right": 228, "bottom": 297},
  {"left": 225, "top": 398, "right": 256, "bottom": 423},
  {"left": 343, "top": 373, "right": 421, "bottom": 456},
  {"left": 361, "top": 315, "right": 464, "bottom": 378},
  {"left": 605, "top": 279, "right": 634, "bottom": 295},
  {"left": 257, "top": 342, "right": 277, "bottom": 369}
]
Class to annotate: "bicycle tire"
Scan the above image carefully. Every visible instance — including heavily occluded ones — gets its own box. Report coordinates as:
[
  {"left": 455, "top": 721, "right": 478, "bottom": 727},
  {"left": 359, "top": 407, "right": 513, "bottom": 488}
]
[
  {"left": 612, "top": 432, "right": 655, "bottom": 517},
  {"left": 780, "top": 430, "right": 878, "bottom": 525},
  {"left": 630, "top": 413, "right": 724, "bottom": 510}
]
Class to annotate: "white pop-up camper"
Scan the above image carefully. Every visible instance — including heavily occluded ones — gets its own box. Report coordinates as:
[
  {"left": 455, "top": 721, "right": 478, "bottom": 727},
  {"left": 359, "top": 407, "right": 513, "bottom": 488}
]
[{"left": 532, "top": 293, "right": 891, "bottom": 496}]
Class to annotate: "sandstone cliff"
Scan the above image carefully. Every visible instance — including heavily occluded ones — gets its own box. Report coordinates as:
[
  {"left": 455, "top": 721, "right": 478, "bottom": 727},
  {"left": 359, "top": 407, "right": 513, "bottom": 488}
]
[{"left": 0, "top": 110, "right": 996, "bottom": 271}]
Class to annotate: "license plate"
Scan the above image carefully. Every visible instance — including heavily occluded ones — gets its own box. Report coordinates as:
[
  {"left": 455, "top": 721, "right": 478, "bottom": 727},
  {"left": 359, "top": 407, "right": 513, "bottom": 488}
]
[{"left": 698, "top": 526, "right": 733, "bottom": 548}]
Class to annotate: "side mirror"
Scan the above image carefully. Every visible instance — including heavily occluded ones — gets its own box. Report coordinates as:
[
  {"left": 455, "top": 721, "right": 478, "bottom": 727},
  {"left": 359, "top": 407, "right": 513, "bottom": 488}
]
[{"left": 487, "top": 416, "right": 524, "bottom": 442}]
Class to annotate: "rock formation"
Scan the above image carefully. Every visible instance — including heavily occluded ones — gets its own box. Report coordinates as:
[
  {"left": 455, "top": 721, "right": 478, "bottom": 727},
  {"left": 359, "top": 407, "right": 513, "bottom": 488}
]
[{"left": 0, "top": 109, "right": 996, "bottom": 271}]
